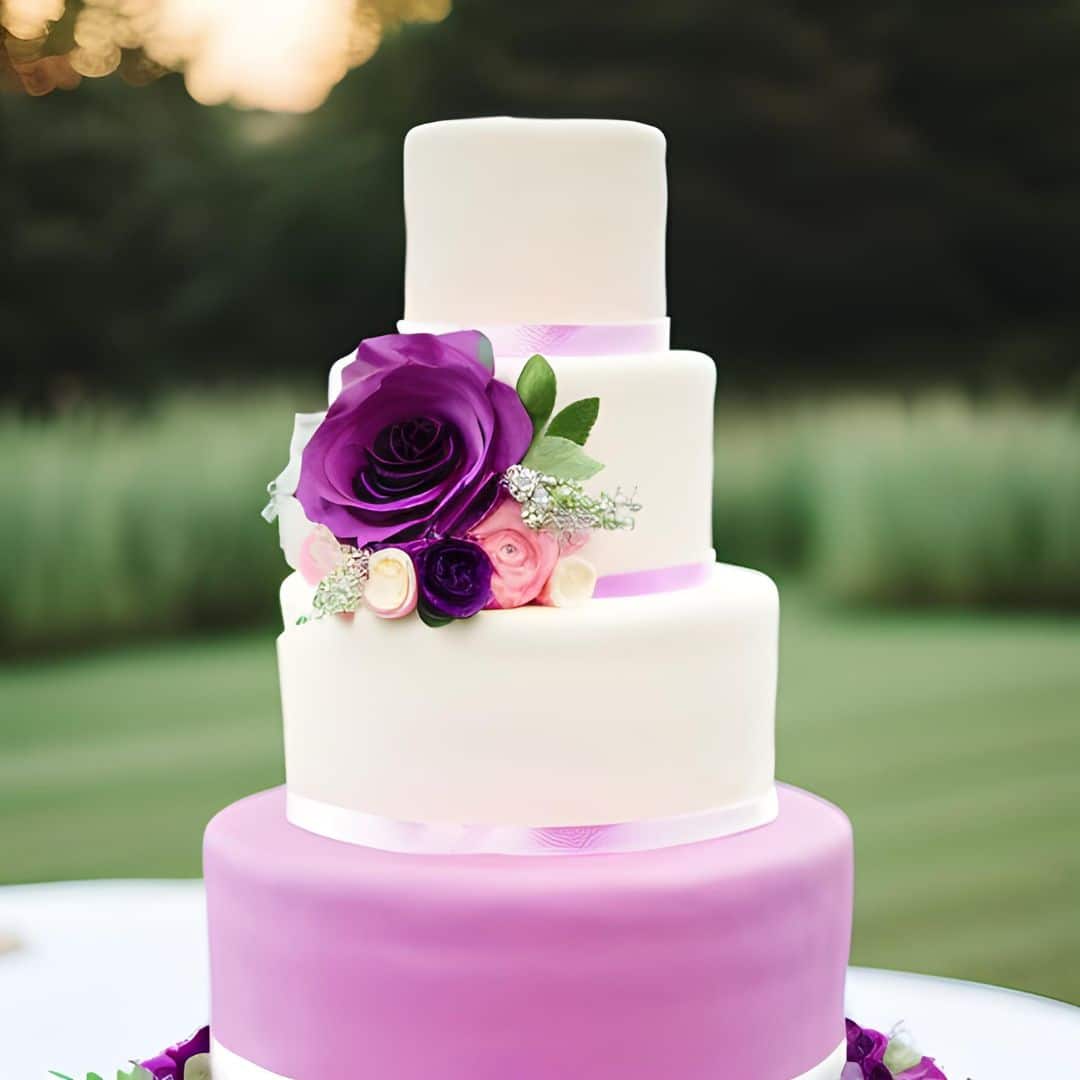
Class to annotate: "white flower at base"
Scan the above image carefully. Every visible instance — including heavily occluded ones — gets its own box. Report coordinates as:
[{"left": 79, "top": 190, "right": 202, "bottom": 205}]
[
  {"left": 183, "top": 1053, "right": 212, "bottom": 1080},
  {"left": 538, "top": 555, "right": 597, "bottom": 608},
  {"left": 364, "top": 548, "right": 418, "bottom": 618}
]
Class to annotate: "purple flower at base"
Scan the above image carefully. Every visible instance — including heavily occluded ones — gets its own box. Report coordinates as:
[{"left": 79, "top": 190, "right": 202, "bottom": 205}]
[
  {"left": 416, "top": 538, "right": 493, "bottom": 620},
  {"left": 846, "top": 1019, "right": 890, "bottom": 1070},
  {"left": 843, "top": 1019, "right": 948, "bottom": 1080},
  {"left": 296, "top": 332, "right": 532, "bottom": 546},
  {"left": 139, "top": 1026, "right": 210, "bottom": 1079}
]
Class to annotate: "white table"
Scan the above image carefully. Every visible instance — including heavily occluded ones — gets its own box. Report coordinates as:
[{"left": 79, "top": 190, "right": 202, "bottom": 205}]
[{"left": 1, "top": 881, "right": 1077, "bottom": 1079}]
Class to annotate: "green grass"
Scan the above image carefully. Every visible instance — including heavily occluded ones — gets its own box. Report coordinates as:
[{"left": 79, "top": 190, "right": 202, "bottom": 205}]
[{"left": 2, "top": 591, "right": 1078, "bottom": 1004}]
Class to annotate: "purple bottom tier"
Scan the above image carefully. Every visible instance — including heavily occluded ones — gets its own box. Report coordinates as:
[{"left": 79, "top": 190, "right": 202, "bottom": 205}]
[{"left": 204, "top": 785, "right": 853, "bottom": 1080}]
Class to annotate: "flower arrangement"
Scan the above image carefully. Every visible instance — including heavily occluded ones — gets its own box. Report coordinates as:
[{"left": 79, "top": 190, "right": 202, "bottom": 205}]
[
  {"left": 265, "top": 331, "right": 640, "bottom": 627},
  {"left": 844, "top": 1019, "right": 947, "bottom": 1079}
]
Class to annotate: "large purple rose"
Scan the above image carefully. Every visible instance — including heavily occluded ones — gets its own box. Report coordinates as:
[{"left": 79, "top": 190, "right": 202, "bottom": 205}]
[{"left": 296, "top": 332, "right": 532, "bottom": 545}]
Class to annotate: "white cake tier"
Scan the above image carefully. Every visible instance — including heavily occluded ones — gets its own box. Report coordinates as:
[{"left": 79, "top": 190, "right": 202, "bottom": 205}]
[
  {"left": 278, "top": 563, "right": 778, "bottom": 829},
  {"left": 403, "top": 118, "right": 667, "bottom": 325}
]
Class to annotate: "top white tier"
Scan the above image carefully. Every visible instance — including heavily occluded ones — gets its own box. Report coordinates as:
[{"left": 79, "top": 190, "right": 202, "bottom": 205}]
[{"left": 403, "top": 117, "right": 667, "bottom": 325}]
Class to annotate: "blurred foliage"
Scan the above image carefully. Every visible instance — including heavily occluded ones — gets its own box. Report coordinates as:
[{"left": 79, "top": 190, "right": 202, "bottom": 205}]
[
  {"left": 2, "top": 391, "right": 1078, "bottom": 657},
  {"left": 3, "top": 0, "right": 1080, "bottom": 407},
  {"left": 0, "top": 389, "right": 305, "bottom": 652},
  {"left": 712, "top": 395, "right": 1080, "bottom": 608}
]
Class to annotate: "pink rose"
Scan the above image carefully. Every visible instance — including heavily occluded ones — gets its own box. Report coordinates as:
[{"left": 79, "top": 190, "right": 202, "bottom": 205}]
[
  {"left": 470, "top": 497, "right": 560, "bottom": 609},
  {"left": 298, "top": 525, "right": 345, "bottom": 585}
]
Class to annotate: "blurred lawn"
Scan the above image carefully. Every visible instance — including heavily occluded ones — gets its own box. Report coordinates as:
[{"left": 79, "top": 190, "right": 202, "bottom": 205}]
[{"left": 2, "top": 590, "right": 1077, "bottom": 1004}]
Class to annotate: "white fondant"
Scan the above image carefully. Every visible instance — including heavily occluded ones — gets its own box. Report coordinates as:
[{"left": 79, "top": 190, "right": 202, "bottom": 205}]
[
  {"left": 285, "top": 785, "right": 779, "bottom": 855},
  {"left": 211, "top": 1037, "right": 846, "bottom": 1080},
  {"left": 279, "top": 564, "right": 778, "bottom": 828},
  {"left": 313, "top": 346, "right": 715, "bottom": 579},
  {"left": 403, "top": 118, "right": 667, "bottom": 325},
  {"left": 211, "top": 1040, "right": 287, "bottom": 1080},
  {"left": 273, "top": 495, "right": 311, "bottom": 573},
  {"left": 496, "top": 349, "right": 715, "bottom": 576}
]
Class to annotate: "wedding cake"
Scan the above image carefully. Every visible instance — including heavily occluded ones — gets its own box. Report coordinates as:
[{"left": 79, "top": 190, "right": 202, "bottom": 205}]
[{"left": 203, "top": 118, "right": 854, "bottom": 1080}]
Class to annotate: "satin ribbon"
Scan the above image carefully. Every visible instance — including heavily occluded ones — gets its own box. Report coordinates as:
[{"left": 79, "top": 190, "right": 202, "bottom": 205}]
[
  {"left": 286, "top": 786, "right": 779, "bottom": 856},
  {"left": 594, "top": 560, "right": 714, "bottom": 599},
  {"left": 397, "top": 318, "right": 670, "bottom": 357}
]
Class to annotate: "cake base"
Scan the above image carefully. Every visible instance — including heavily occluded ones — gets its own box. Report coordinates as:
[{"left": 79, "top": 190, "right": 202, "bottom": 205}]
[
  {"left": 210, "top": 1037, "right": 847, "bottom": 1080},
  {"left": 205, "top": 785, "right": 852, "bottom": 1080}
]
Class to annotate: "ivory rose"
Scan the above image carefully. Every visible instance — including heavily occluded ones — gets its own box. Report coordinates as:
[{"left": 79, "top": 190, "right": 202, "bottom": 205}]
[
  {"left": 470, "top": 497, "right": 561, "bottom": 609},
  {"left": 365, "top": 547, "right": 418, "bottom": 619},
  {"left": 538, "top": 555, "right": 597, "bottom": 608}
]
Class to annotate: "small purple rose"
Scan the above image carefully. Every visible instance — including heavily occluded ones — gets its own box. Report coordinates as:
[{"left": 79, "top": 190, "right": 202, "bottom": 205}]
[
  {"left": 416, "top": 538, "right": 493, "bottom": 620},
  {"left": 296, "top": 332, "right": 532, "bottom": 545},
  {"left": 139, "top": 1026, "right": 210, "bottom": 1080}
]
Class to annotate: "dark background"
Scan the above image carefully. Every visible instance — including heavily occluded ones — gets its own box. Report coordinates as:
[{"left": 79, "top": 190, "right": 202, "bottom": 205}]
[{"left": 5, "top": 0, "right": 1080, "bottom": 408}]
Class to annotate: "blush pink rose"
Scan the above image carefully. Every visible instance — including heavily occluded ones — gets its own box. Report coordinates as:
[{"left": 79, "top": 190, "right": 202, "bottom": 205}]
[
  {"left": 298, "top": 525, "right": 345, "bottom": 585},
  {"left": 470, "top": 497, "right": 560, "bottom": 609}
]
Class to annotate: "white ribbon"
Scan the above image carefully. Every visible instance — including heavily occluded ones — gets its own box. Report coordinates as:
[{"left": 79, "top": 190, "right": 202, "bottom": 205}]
[{"left": 285, "top": 786, "right": 780, "bottom": 856}]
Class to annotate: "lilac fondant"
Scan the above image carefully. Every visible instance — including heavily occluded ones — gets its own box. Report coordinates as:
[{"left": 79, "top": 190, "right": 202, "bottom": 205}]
[{"left": 205, "top": 785, "right": 852, "bottom": 1080}]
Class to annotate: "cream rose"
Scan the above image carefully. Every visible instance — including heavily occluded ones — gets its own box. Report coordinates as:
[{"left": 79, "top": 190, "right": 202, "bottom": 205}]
[
  {"left": 538, "top": 556, "right": 598, "bottom": 608},
  {"left": 364, "top": 547, "right": 418, "bottom": 618}
]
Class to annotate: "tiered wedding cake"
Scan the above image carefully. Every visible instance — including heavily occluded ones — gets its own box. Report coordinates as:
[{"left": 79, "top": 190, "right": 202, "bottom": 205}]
[{"left": 203, "top": 118, "right": 854, "bottom": 1080}]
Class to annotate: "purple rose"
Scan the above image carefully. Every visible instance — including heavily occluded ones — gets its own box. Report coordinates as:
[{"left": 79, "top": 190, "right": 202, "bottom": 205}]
[
  {"left": 296, "top": 332, "right": 531, "bottom": 545},
  {"left": 139, "top": 1026, "right": 210, "bottom": 1079},
  {"left": 846, "top": 1019, "right": 890, "bottom": 1070},
  {"left": 416, "top": 538, "right": 493, "bottom": 619},
  {"left": 843, "top": 1020, "right": 947, "bottom": 1080}
]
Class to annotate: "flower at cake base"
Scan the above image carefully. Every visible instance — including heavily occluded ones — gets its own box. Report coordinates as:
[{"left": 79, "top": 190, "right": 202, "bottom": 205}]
[
  {"left": 365, "top": 547, "right": 418, "bottom": 618},
  {"left": 295, "top": 332, "right": 531, "bottom": 545},
  {"left": 538, "top": 555, "right": 597, "bottom": 607},
  {"left": 470, "top": 496, "right": 560, "bottom": 608},
  {"left": 415, "top": 538, "right": 493, "bottom": 622},
  {"left": 842, "top": 1020, "right": 947, "bottom": 1080},
  {"left": 139, "top": 1026, "right": 210, "bottom": 1080}
]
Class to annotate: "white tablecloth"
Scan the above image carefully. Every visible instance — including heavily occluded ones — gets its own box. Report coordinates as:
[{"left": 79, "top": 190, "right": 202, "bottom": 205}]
[{"left": 1, "top": 880, "right": 1077, "bottom": 1078}]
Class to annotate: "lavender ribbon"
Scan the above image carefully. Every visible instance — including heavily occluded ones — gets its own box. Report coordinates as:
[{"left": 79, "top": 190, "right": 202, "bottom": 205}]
[
  {"left": 286, "top": 786, "right": 779, "bottom": 856},
  {"left": 594, "top": 561, "right": 714, "bottom": 599},
  {"left": 397, "top": 318, "right": 670, "bottom": 357}
]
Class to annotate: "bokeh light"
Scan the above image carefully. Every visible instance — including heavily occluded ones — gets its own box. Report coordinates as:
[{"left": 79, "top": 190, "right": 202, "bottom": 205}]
[{"left": 0, "top": 0, "right": 450, "bottom": 109}]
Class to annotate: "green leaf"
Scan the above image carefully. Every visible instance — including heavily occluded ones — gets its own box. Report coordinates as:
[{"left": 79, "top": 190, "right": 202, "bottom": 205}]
[
  {"left": 523, "top": 436, "right": 604, "bottom": 480},
  {"left": 417, "top": 600, "right": 454, "bottom": 628},
  {"left": 515, "top": 354, "right": 557, "bottom": 434},
  {"left": 545, "top": 397, "right": 599, "bottom": 446},
  {"left": 474, "top": 333, "right": 494, "bottom": 373}
]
